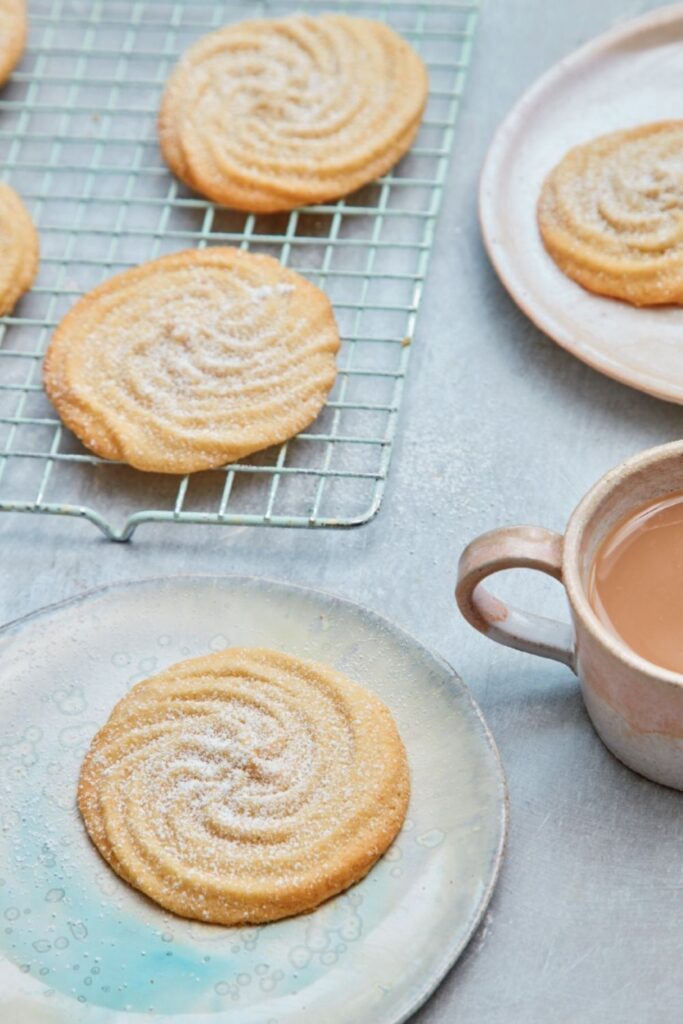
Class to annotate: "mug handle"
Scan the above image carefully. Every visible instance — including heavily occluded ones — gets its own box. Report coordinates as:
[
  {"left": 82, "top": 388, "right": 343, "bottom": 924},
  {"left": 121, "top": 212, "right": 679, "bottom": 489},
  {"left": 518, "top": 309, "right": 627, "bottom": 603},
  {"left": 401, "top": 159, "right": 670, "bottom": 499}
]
[{"left": 456, "top": 525, "right": 575, "bottom": 669}]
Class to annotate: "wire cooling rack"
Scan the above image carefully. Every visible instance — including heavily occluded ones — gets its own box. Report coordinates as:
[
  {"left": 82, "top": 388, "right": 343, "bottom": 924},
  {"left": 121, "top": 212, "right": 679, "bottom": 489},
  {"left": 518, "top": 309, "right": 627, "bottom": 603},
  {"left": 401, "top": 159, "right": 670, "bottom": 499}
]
[{"left": 0, "top": 0, "right": 478, "bottom": 540}]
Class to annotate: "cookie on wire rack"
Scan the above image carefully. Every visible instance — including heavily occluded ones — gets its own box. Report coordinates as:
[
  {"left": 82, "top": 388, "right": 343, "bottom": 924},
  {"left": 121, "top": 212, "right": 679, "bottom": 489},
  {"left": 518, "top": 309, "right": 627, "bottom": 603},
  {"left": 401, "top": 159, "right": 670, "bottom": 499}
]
[
  {"left": 539, "top": 120, "right": 683, "bottom": 306},
  {"left": 78, "top": 647, "right": 410, "bottom": 925},
  {"left": 158, "top": 14, "right": 429, "bottom": 213},
  {"left": 43, "top": 247, "right": 340, "bottom": 474},
  {"left": 0, "top": 183, "right": 38, "bottom": 316},
  {"left": 0, "top": 0, "right": 26, "bottom": 87}
]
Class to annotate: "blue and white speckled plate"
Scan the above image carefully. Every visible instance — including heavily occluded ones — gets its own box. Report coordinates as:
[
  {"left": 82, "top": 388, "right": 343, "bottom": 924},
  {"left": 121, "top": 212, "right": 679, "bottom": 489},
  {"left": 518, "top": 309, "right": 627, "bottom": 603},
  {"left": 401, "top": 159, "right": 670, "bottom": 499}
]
[{"left": 0, "top": 576, "right": 507, "bottom": 1024}]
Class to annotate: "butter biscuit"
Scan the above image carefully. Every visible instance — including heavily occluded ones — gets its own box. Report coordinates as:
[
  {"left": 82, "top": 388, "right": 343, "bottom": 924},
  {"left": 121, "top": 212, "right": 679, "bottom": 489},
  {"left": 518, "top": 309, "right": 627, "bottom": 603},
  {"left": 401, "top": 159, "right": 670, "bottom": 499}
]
[
  {"left": 0, "top": 183, "right": 38, "bottom": 316},
  {"left": 78, "top": 648, "right": 410, "bottom": 925},
  {"left": 539, "top": 121, "right": 683, "bottom": 306},
  {"left": 0, "top": 0, "right": 26, "bottom": 87},
  {"left": 159, "top": 14, "right": 428, "bottom": 212},
  {"left": 43, "top": 247, "right": 340, "bottom": 473}
]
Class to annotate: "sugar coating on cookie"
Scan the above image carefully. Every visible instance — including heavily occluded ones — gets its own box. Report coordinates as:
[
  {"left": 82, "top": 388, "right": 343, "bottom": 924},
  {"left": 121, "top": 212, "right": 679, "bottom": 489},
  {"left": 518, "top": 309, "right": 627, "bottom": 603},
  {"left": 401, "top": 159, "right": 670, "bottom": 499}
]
[
  {"left": 538, "top": 121, "right": 683, "bottom": 306},
  {"left": 43, "top": 247, "right": 340, "bottom": 473},
  {"left": 78, "top": 647, "right": 410, "bottom": 925},
  {"left": 159, "top": 14, "right": 428, "bottom": 212},
  {"left": 0, "top": 183, "right": 38, "bottom": 316},
  {"left": 0, "top": 0, "right": 26, "bottom": 87}
]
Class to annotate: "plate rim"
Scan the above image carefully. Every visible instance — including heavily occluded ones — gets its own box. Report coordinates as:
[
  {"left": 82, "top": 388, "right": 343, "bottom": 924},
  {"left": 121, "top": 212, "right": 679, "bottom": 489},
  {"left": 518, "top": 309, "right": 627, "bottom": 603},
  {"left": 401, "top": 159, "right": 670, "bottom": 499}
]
[
  {"left": 0, "top": 573, "right": 509, "bottom": 1024},
  {"left": 478, "top": 1, "right": 683, "bottom": 405}
]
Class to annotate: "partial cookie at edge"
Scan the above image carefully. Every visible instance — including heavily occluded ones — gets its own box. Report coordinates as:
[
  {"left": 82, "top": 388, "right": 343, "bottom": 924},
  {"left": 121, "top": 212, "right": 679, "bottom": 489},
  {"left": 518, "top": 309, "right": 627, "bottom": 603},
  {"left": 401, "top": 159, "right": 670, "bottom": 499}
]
[
  {"left": 0, "top": 0, "right": 27, "bottom": 87},
  {"left": 0, "top": 183, "right": 39, "bottom": 316}
]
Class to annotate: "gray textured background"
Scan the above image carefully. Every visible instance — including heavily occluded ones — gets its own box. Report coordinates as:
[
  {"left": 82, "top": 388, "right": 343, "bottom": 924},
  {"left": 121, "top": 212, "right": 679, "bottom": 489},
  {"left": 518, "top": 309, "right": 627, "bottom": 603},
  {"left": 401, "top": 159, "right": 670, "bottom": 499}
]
[{"left": 3, "top": 1, "right": 683, "bottom": 1021}]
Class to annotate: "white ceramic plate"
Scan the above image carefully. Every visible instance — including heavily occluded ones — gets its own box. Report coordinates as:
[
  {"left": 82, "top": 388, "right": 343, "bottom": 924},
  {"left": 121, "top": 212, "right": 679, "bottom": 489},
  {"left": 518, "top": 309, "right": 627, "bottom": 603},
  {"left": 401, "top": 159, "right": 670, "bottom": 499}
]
[
  {"left": 0, "top": 576, "right": 506, "bottom": 1024},
  {"left": 480, "top": 3, "right": 683, "bottom": 404}
]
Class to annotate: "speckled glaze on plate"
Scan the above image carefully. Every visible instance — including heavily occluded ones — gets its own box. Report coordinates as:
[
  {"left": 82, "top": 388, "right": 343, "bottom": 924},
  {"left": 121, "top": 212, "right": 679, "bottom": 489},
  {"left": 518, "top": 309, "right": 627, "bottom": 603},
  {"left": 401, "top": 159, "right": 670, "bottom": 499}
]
[
  {"left": 480, "top": 3, "right": 683, "bottom": 405},
  {"left": 0, "top": 575, "right": 507, "bottom": 1024}
]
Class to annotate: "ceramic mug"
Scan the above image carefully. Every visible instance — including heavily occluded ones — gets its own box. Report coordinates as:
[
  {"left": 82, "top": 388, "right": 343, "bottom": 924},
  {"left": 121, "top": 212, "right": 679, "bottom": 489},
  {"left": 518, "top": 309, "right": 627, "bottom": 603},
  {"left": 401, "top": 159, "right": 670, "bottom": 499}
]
[{"left": 456, "top": 440, "right": 683, "bottom": 791}]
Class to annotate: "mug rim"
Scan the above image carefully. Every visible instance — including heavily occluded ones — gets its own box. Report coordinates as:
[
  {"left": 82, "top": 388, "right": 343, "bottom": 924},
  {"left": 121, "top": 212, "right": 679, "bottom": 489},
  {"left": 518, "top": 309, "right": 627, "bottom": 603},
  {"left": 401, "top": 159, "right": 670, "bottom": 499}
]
[{"left": 563, "top": 439, "right": 683, "bottom": 690}]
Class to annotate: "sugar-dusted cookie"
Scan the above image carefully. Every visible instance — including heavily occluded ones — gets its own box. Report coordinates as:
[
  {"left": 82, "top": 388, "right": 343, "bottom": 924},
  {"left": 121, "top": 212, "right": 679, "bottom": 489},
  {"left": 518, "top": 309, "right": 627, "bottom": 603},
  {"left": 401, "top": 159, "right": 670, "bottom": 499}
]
[
  {"left": 78, "top": 648, "right": 410, "bottom": 925},
  {"left": 0, "top": 183, "right": 38, "bottom": 316},
  {"left": 0, "top": 0, "right": 26, "bottom": 87},
  {"left": 43, "top": 247, "right": 339, "bottom": 473},
  {"left": 538, "top": 121, "right": 683, "bottom": 306},
  {"left": 159, "top": 14, "right": 428, "bottom": 212}
]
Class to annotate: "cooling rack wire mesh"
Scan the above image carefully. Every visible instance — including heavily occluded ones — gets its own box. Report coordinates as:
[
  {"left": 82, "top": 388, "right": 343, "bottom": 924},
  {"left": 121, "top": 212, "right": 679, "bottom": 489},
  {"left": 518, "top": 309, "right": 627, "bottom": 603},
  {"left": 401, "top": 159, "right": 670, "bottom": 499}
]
[{"left": 0, "top": 0, "right": 478, "bottom": 540}]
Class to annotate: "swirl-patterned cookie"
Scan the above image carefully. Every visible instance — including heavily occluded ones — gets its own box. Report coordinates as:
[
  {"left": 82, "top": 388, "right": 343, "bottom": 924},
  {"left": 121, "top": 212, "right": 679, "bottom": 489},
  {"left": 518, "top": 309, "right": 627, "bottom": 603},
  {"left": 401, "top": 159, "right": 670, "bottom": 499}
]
[
  {"left": 78, "top": 648, "right": 410, "bottom": 925},
  {"left": 158, "top": 14, "right": 428, "bottom": 212},
  {"left": 0, "top": 183, "right": 38, "bottom": 316},
  {"left": 0, "top": 0, "right": 26, "bottom": 87},
  {"left": 43, "top": 247, "right": 339, "bottom": 473},
  {"left": 538, "top": 121, "right": 683, "bottom": 306}
]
